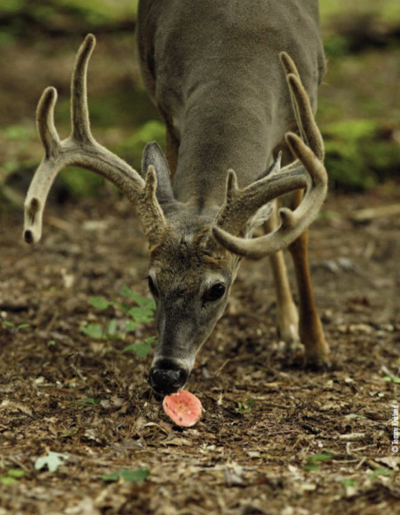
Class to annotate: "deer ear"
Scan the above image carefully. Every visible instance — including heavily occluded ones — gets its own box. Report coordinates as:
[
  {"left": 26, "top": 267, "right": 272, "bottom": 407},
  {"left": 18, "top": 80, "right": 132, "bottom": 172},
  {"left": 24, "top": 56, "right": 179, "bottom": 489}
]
[{"left": 141, "top": 142, "right": 175, "bottom": 204}]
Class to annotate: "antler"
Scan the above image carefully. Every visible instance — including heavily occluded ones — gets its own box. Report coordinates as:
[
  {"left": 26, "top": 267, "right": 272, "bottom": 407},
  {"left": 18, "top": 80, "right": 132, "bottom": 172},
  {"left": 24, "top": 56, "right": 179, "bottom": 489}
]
[
  {"left": 212, "top": 52, "right": 327, "bottom": 259},
  {"left": 24, "top": 34, "right": 167, "bottom": 246}
]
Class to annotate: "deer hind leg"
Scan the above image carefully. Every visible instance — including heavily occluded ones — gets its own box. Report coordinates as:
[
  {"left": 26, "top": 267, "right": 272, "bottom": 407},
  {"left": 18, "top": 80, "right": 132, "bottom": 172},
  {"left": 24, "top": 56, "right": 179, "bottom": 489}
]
[
  {"left": 288, "top": 189, "right": 331, "bottom": 368},
  {"left": 263, "top": 204, "right": 300, "bottom": 348}
]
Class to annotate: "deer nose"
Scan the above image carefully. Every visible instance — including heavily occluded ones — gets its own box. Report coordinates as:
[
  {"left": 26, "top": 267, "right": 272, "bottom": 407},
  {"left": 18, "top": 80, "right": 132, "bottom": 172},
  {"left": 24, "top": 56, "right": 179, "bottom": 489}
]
[{"left": 149, "top": 363, "right": 188, "bottom": 394}]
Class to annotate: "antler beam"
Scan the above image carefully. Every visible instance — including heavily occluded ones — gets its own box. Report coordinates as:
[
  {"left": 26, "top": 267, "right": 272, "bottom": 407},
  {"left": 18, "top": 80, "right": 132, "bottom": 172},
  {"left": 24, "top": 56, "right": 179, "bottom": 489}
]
[{"left": 24, "top": 34, "right": 167, "bottom": 247}]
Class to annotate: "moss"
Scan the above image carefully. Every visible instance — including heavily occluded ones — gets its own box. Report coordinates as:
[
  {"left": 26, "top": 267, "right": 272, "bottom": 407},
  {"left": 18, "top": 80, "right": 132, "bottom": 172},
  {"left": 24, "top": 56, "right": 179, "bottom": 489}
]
[
  {"left": 320, "top": 0, "right": 400, "bottom": 30},
  {"left": 323, "top": 119, "right": 400, "bottom": 191},
  {"left": 116, "top": 120, "right": 166, "bottom": 169}
]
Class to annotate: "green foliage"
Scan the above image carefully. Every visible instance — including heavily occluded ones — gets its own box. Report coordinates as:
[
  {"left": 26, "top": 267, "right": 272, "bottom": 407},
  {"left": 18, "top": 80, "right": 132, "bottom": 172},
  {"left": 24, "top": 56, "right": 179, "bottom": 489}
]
[
  {"left": 80, "top": 324, "right": 105, "bottom": 339},
  {"left": 0, "top": 0, "right": 138, "bottom": 43},
  {"left": 56, "top": 0, "right": 137, "bottom": 23},
  {"left": 323, "top": 119, "right": 400, "bottom": 191},
  {"left": 342, "top": 478, "right": 357, "bottom": 488},
  {"left": 81, "top": 286, "right": 156, "bottom": 358},
  {"left": 320, "top": 0, "right": 400, "bottom": 30},
  {"left": 0, "top": 469, "right": 25, "bottom": 486},
  {"left": 78, "top": 397, "right": 101, "bottom": 406},
  {"left": 58, "top": 167, "right": 105, "bottom": 198},
  {"left": 121, "top": 337, "right": 156, "bottom": 358},
  {"left": 237, "top": 398, "right": 256, "bottom": 415},
  {"left": 102, "top": 467, "right": 150, "bottom": 483},
  {"left": 2, "top": 321, "right": 31, "bottom": 334},
  {"left": 116, "top": 120, "right": 166, "bottom": 169},
  {"left": 382, "top": 375, "right": 400, "bottom": 384},
  {"left": 35, "top": 452, "right": 69, "bottom": 473},
  {"left": 323, "top": 34, "right": 351, "bottom": 58},
  {"left": 304, "top": 453, "right": 334, "bottom": 471},
  {"left": 369, "top": 468, "right": 394, "bottom": 480},
  {"left": 91, "top": 297, "right": 112, "bottom": 310},
  {"left": 4, "top": 123, "right": 35, "bottom": 143}
]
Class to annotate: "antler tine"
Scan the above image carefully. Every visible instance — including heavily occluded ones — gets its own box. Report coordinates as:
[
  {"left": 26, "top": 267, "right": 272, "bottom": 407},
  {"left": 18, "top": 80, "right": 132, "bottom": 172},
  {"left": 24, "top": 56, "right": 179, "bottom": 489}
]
[
  {"left": 37, "top": 87, "right": 60, "bottom": 158},
  {"left": 215, "top": 157, "right": 305, "bottom": 237},
  {"left": 212, "top": 53, "right": 328, "bottom": 258},
  {"left": 24, "top": 35, "right": 168, "bottom": 247},
  {"left": 287, "top": 73, "right": 324, "bottom": 161},
  {"left": 280, "top": 52, "right": 324, "bottom": 161},
  {"left": 279, "top": 51, "right": 300, "bottom": 78},
  {"left": 24, "top": 87, "right": 65, "bottom": 244},
  {"left": 71, "top": 33, "right": 95, "bottom": 143},
  {"left": 213, "top": 132, "right": 327, "bottom": 258}
]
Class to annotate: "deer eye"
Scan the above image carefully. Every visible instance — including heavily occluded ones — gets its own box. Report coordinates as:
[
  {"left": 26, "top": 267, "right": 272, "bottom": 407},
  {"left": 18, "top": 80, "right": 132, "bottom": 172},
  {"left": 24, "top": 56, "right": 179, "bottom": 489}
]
[
  {"left": 204, "top": 282, "right": 226, "bottom": 302},
  {"left": 147, "top": 276, "right": 159, "bottom": 297}
]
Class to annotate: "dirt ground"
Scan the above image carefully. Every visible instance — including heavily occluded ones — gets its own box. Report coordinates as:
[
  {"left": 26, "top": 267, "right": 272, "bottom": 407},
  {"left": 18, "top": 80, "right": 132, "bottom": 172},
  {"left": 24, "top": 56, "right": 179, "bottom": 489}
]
[{"left": 1, "top": 186, "right": 399, "bottom": 514}]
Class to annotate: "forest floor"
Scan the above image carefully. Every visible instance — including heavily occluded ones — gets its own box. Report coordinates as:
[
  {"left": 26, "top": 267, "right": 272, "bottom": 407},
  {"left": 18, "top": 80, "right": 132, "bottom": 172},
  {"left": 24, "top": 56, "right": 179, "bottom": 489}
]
[
  {"left": 1, "top": 188, "right": 400, "bottom": 514},
  {"left": 1, "top": 5, "right": 400, "bottom": 512}
]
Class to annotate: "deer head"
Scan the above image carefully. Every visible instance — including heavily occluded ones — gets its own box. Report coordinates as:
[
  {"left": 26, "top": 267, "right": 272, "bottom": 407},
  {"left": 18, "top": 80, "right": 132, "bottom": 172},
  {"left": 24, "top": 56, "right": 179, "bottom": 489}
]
[{"left": 24, "top": 35, "right": 327, "bottom": 394}]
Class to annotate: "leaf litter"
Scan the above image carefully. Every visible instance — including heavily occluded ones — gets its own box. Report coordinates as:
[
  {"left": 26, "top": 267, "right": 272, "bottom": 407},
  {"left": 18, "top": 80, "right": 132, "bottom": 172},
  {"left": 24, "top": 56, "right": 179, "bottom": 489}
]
[{"left": 0, "top": 191, "right": 400, "bottom": 513}]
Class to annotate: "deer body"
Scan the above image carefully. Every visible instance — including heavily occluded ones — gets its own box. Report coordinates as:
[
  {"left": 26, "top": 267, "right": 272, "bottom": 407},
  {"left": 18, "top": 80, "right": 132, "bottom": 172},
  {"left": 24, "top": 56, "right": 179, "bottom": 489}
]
[
  {"left": 138, "top": 0, "right": 325, "bottom": 204},
  {"left": 137, "top": 0, "right": 329, "bottom": 390},
  {"left": 24, "top": 1, "right": 330, "bottom": 395}
]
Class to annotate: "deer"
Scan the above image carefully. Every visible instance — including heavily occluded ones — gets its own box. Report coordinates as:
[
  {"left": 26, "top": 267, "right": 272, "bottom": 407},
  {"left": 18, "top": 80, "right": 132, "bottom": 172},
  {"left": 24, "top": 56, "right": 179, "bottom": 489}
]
[{"left": 24, "top": 0, "right": 330, "bottom": 395}]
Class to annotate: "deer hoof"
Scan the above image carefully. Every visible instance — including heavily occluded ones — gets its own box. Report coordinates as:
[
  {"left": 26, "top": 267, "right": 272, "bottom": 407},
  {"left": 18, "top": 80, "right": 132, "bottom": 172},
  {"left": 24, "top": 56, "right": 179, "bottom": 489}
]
[{"left": 304, "top": 346, "right": 332, "bottom": 371}]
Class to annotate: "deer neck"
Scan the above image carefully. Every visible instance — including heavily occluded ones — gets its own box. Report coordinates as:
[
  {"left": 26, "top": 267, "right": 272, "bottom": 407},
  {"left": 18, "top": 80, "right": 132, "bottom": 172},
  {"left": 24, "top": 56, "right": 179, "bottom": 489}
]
[{"left": 171, "top": 81, "right": 279, "bottom": 213}]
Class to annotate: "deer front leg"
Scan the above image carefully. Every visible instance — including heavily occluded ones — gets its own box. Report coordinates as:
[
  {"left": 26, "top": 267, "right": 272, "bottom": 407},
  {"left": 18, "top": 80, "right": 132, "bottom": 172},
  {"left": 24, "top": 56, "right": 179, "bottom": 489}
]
[
  {"left": 288, "top": 190, "right": 331, "bottom": 368},
  {"left": 264, "top": 205, "right": 300, "bottom": 348}
]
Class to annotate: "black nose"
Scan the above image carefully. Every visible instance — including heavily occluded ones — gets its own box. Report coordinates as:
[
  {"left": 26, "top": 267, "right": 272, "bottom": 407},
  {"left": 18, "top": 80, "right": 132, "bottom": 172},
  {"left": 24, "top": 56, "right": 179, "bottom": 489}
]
[{"left": 149, "top": 363, "right": 188, "bottom": 394}]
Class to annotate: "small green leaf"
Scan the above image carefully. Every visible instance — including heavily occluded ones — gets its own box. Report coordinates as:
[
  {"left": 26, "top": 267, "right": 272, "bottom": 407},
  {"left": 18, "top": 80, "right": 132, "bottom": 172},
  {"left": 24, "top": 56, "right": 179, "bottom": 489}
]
[
  {"left": 102, "top": 467, "right": 150, "bottom": 483},
  {"left": 120, "top": 285, "right": 134, "bottom": 298},
  {"left": 102, "top": 471, "right": 119, "bottom": 482},
  {"left": 306, "top": 453, "right": 334, "bottom": 464},
  {"left": 2, "top": 321, "right": 14, "bottom": 328},
  {"left": 126, "top": 321, "right": 138, "bottom": 333},
  {"left": 0, "top": 468, "right": 26, "bottom": 485},
  {"left": 118, "top": 302, "right": 131, "bottom": 314},
  {"left": 369, "top": 468, "right": 394, "bottom": 480},
  {"left": 91, "top": 297, "right": 112, "bottom": 310},
  {"left": 1, "top": 476, "right": 17, "bottom": 486},
  {"left": 60, "top": 429, "right": 75, "bottom": 438},
  {"left": 16, "top": 323, "right": 30, "bottom": 331},
  {"left": 7, "top": 469, "right": 25, "bottom": 479},
  {"left": 121, "top": 342, "right": 152, "bottom": 358},
  {"left": 304, "top": 464, "right": 320, "bottom": 471},
  {"left": 35, "top": 452, "right": 69, "bottom": 473},
  {"left": 120, "top": 287, "right": 155, "bottom": 310},
  {"left": 342, "top": 479, "right": 357, "bottom": 488},
  {"left": 144, "top": 337, "right": 156, "bottom": 344},
  {"left": 128, "top": 307, "right": 153, "bottom": 323},
  {"left": 107, "top": 319, "right": 118, "bottom": 336},
  {"left": 79, "top": 397, "right": 101, "bottom": 406},
  {"left": 81, "top": 324, "right": 104, "bottom": 339},
  {"left": 120, "top": 468, "right": 151, "bottom": 482},
  {"left": 237, "top": 398, "right": 256, "bottom": 414},
  {"left": 383, "top": 375, "right": 400, "bottom": 384}
]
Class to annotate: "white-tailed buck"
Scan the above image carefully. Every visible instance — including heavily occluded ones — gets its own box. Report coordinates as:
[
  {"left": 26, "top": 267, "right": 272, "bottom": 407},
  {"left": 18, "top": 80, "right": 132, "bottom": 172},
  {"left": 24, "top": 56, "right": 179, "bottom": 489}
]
[{"left": 24, "top": 0, "right": 330, "bottom": 394}]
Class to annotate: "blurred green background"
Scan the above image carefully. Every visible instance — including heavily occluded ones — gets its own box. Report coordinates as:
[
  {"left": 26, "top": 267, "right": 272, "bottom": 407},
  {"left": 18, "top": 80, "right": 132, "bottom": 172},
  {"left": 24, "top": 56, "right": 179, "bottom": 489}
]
[{"left": 0, "top": 0, "right": 399, "bottom": 210}]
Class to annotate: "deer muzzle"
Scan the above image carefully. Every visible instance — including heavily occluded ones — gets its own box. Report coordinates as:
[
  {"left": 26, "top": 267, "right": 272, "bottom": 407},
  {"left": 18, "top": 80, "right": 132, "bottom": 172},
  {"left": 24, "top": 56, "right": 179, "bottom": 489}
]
[{"left": 148, "top": 358, "right": 189, "bottom": 394}]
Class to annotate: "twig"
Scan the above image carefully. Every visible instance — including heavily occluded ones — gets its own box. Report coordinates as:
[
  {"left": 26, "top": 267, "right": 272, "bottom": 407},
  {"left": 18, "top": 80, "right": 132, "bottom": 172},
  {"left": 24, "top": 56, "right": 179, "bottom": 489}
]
[{"left": 351, "top": 204, "right": 400, "bottom": 223}]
